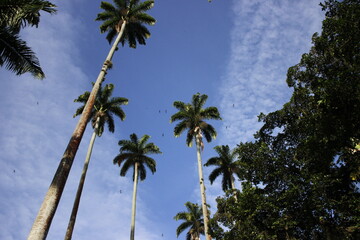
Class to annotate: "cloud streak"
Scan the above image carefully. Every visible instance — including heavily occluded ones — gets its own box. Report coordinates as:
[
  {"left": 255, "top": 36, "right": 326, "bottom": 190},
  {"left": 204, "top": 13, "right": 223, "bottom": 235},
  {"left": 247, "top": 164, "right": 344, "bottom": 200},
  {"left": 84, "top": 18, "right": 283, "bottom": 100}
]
[{"left": 219, "top": 0, "right": 324, "bottom": 146}]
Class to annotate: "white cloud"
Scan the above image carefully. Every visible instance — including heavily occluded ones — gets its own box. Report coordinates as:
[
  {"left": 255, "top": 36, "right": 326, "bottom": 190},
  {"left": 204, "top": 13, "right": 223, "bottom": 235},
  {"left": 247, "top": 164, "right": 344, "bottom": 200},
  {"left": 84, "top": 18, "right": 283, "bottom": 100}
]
[{"left": 219, "top": 0, "right": 324, "bottom": 146}]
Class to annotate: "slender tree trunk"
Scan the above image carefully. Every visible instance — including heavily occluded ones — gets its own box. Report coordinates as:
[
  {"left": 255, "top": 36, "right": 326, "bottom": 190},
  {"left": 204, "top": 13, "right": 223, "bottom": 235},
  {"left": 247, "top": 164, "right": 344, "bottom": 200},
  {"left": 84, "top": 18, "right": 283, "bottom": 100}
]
[
  {"left": 195, "top": 135, "right": 211, "bottom": 240},
  {"left": 230, "top": 176, "right": 237, "bottom": 201},
  {"left": 230, "top": 176, "right": 235, "bottom": 190},
  {"left": 64, "top": 117, "right": 100, "bottom": 240},
  {"left": 27, "top": 21, "right": 127, "bottom": 240},
  {"left": 130, "top": 162, "right": 139, "bottom": 240}
]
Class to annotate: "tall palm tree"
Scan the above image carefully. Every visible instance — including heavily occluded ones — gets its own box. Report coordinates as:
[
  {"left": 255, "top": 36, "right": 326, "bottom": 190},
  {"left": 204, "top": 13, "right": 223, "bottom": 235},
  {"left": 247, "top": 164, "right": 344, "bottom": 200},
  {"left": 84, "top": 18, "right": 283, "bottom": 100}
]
[
  {"left": 174, "top": 202, "right": 205, "bottom": 240},
  {"left": 28, "top": 1, "right": 155, "bottom": 239},
  {"left": 113, "top": 133, "right": 161, "bottom": 240},
  {"left": 64, "top": 83, "right": 128, "bottom": 240},
  {"left": 204, "top": 145, "right": 240, "bottom": 192},
  {"left": 170, "top": 93, "right": 221, "bottom": 240},
  {"left": 0, "top": 0, "right": 56, "bottom": 78}
]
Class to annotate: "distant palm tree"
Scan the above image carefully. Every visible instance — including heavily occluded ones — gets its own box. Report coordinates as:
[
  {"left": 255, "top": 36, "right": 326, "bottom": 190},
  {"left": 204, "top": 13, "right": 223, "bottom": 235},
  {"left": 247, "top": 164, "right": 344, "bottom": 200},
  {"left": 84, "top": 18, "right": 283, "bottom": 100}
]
[
  {"left": 0, "top": 0, "right": 56, "bottom": 78},
  {"left": 64, "top": 83, "right": 128, "bottom": 240},
  {"left": 28, "top": 1, "right": 155, "bottom": 239},
  {"left": 174, "top": 202, "right": 205, "bottom": 240},
  {"left": 113, "top": 133, "right": 161, "bottom": 240},
  {"left": 170, "top": 93, "right": 221, "bottom": 240},
  {"left": 204, "top": 145, "right": 240, "bottom": 192}
]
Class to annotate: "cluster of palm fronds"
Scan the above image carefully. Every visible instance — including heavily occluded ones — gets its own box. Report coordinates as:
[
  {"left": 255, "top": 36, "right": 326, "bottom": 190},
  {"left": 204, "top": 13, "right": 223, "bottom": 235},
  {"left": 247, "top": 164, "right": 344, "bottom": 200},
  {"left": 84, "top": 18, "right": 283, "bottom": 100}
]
[{"left": 0, "top": 0, "right": 56, "bottom": 78}]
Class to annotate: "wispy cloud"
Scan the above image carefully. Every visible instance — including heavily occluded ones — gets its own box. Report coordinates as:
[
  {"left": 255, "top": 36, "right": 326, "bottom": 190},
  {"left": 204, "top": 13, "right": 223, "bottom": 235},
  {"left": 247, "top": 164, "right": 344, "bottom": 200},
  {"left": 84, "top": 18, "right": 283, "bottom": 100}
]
[{"left": 219, "top": 0, "right": 324, "bottom": 146}]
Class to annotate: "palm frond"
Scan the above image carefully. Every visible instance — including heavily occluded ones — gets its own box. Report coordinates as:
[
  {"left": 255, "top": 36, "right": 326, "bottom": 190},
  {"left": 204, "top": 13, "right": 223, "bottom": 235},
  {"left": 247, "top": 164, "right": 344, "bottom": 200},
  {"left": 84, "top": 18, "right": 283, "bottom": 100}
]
[
  {"left": 105, "top": 112, "right": 115, "bottom": 133},
  {"left": 139, "top": 134, "right": 150, "bottom": 147},
  {"left": 204, "top": 156, "right": 220, "bottom": 167},
  {"left": 0, "top": 27, "right": 44, "bottom": 78},
  {"left": 173, "top": 101, "right": 187, "bottom": 111},
  {"left": 138, "top": 163, "right": 147, "bottom": 181},
  {"left": 99, "top": 1, "right": 117, "bottom": 13},
  {"left": 0, "top": 0, "right": 57, "bottom": 31},
  {"left": 201, "top": 106, "right": 221, "bottom": 120},
  {"left": 110, "top": 105, "right": 127, "bottom": 120},
  {"left": 120, "top": 158, "right": 134, "bottom": 176},
  {"left": 130, "top": 0, "right": 154, "bottom": 13},
  {"left": 142, "top": 156, "right": 156, "bottom": 173},
  {"left": 208, "top": 167, "right": 222, "bottom": 185},
  {"left": 186, "top": 131, "right": 194, "bottom": 147},
  {"left": 202, "top": 123, "right": 217, "bottom": 143},
  {"left": 173, "top": 121, "right": 188, "bottom": 137}
]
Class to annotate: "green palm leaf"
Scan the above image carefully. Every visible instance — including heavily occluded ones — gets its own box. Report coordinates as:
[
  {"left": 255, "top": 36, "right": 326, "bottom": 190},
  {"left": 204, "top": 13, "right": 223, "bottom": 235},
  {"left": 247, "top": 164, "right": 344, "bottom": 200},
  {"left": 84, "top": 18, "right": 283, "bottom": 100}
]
[{"left": 0, "top": 27, "right": 44, "bottom": 78}]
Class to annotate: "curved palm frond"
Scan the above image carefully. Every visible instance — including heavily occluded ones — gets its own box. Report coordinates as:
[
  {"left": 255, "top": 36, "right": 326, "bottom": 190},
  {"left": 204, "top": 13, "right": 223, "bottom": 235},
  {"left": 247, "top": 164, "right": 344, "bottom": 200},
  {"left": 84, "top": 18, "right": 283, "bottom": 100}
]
[
  {"left": 0, "top": 27, "right": 45, "bottom": 78},
  {"left": 207, "top": 167, "right": 222, "bottom": 184}
]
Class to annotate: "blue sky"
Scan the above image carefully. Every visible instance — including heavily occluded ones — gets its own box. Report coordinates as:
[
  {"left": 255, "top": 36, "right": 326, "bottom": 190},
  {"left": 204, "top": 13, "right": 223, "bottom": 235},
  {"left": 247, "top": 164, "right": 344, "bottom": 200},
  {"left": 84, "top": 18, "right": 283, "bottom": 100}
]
[{"left": 0, "top": 0, "right": 324, "bottom": 239}]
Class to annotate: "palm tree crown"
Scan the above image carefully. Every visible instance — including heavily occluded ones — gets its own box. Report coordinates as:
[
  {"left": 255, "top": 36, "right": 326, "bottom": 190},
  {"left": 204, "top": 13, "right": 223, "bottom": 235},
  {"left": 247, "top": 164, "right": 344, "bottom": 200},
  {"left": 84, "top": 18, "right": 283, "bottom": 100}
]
[
  {"left": 170, "top": 93, "right": 221, "bottom": 147},
  {"left": 96, "top": 0, "right": 156, "bottom": 48},
  {"left": 113, "top": 133, "right": 161, "bottom": 180},
  {"left": 73, "top": 83, "right": 128, "bottom": 136},
  {"left": 204, "top": 145, "right": 241, "bottom": 192},
  {"left": 174, "top": 202, "right": 205, "bottom": 240}
]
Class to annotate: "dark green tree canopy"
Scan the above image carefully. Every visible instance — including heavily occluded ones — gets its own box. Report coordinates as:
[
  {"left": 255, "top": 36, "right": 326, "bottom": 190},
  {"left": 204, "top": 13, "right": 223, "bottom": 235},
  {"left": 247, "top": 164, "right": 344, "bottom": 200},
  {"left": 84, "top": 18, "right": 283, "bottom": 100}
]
[{"left": 96, "top": 0, "right": 156, "bottom": 48}]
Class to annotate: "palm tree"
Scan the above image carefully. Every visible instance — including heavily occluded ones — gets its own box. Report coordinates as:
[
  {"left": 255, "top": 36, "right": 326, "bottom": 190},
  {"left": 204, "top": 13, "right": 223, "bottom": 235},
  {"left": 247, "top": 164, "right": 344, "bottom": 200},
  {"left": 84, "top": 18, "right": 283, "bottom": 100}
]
[
  {"left": 28, "top": 1, "right": 155, "bottom": 239},
  {"left": 170, "top": 93, "right": 221, "bottom": 240},
  {"left": 113, "top": 133, "right": 161, "bottom": 240},
  {"left": 0, "top": 0, "right": 57, "bottom": 78},
  {"left": 204, "top": 145, "right": 241, "bottom": 192},
  {"left": 64, "top": 83, "right": 128, "bottom": 240},
  {"left": 174, "top": 202, "right": 205, "bottom": 240}
]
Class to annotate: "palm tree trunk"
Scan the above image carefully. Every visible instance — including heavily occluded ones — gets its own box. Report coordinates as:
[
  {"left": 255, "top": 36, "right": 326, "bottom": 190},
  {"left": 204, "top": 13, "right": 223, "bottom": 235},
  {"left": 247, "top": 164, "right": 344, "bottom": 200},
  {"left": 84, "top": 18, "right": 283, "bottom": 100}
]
[
  {"left": 230, "top": 176, "right": 237, "bottom": 201},
  {"left": 195, "top": 135, "right": 211, "bottom": 240},
  {"left": 130, "top": 162, "right": 139, "bottom": 240},
  {"left": 64, "top": 117, "right": 100, "bottom": 240},
  {"left": 27, "top": 21, "right": 127, "bottom": 240}
]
